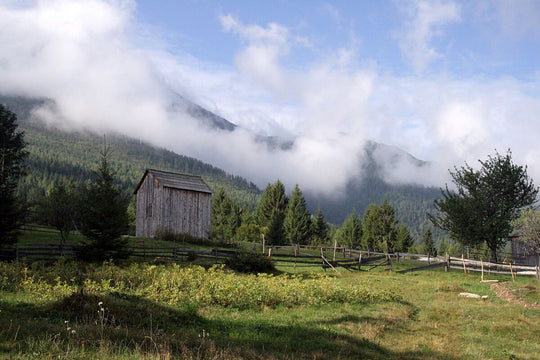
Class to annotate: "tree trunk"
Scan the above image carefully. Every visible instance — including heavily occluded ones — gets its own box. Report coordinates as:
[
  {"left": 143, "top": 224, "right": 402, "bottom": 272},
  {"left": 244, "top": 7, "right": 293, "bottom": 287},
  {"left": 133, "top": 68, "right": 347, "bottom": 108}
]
[{"left": 490, "top": 247, "right": 498, "bottom": 263}]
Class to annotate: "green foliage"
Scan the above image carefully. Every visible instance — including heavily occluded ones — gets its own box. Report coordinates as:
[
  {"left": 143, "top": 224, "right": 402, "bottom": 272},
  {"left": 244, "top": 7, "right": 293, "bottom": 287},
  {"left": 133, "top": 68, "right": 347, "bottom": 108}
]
[
  {"left": 0, "top": 104, "right": 28, "bottom": 246},
  {"left": 310, "top": 206, "right": 329, "bottom": 245},
  {"left": 284, "top": 184, "right": 311, "bottom": 245},
  {"left": 211, "top": 188, "right": 241, "bottom": 243},
  {"left": 360, "top": 200, "right": 399, "bottom": 252},
  {"left": 511, "top": 209, "right": 540, "bottom": 253},
  {"left": 256, "top": 180, "right": 288, "bottom": 245},
  {"left": 430, "top": 150, "right": 538, "bottom": 261},
  {"left": 235, "top": 223, "right": 262, "bottom": 243},
  {"left": 77, "top": 147, "right": 130, "bottom": 262},
  {"left": 423, "top": 228, "right": 437, "bottom": 257},
  {"left": 396, "top": 223, "right": 414, "bottom": 253},
  {"left": 36, "top": 183, "right": 78, "bottom": 247},
  {"left": 225, "top": 251, "right": 276, "bottom": 274},
  {"left": 339, "top": 210, "right": 362, "bottom": 249}
]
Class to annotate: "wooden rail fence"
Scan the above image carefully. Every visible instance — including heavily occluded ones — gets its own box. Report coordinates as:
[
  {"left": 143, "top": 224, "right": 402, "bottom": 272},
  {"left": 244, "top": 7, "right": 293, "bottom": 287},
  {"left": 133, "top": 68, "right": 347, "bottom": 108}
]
[{"left": 1, "top": 243, "right": 538, "bottom": 279}]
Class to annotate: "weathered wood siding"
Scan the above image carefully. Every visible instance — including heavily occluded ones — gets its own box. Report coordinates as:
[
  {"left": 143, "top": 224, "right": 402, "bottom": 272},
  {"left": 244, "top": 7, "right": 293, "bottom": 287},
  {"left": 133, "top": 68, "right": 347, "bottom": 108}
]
[{"left": 135, "top": 173, "right": 212, "bottom": 239}]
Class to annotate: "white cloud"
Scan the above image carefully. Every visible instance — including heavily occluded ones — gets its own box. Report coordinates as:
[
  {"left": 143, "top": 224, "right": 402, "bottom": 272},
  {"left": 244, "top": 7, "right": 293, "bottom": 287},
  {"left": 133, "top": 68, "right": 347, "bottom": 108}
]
[
  {"left": 1, "top": 0, "right": 540, "bottom": 197},
  {"left": 398, "top": 0, "right": 461, "bottom": 74}
]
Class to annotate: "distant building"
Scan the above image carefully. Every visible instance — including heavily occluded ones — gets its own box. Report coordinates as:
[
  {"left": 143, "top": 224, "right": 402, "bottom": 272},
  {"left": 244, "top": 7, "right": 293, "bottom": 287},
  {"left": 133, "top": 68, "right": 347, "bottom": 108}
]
[
  {"left": 509, "top": 233, "right": 539, "bottom": 266},
  {"left": 134, "top": 169, "right": 212, "bottom": 239}
]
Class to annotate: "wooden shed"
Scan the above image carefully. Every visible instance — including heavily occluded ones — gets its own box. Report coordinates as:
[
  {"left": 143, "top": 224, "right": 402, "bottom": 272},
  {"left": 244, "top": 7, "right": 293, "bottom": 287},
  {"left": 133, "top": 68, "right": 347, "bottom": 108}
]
[{"left": 134, "top": 169, "right": 212, "bottom": 239}]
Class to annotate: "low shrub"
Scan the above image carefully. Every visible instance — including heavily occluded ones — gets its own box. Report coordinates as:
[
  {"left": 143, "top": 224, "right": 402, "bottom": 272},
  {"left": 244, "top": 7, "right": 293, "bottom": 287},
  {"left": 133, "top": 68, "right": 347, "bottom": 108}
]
[{"left": 225, "top": 251, "right": 275, "bottom": 274}]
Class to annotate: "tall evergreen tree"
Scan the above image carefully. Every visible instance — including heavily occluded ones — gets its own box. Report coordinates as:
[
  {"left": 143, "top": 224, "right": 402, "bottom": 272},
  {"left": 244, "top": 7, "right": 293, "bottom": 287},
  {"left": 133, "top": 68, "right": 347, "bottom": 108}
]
[
  {"left": 284, "top": 184, "right": 311, "bottom": 245},
  {"left": 340, "top": 210, "right": 362, "bottom": 249},
  {"left": 362, "top": 203, "right": 380, "bottom": 251},
  {"left": 396, "top": 223, "right": 414, "bottom": 253},
  {"left": 378, "top": 199, "right": 398, "bottom": 253},
  {"left": 211, "top": 188, "right": 241, "bottom": 242},
  {"left": 423, "top": 228, "right": 437, "bottom": 257},
  {"left": 77, "top": 146, "right": 129, "bottom": 261},
  {"left": 256, "top": 180, "right": 288, "bottom": 245},
  {"left": 0, "top": 104, "right": 27, "bottom": 246},
  {"left": 310, "top": 206, "right": 329, "bottom": 245}
]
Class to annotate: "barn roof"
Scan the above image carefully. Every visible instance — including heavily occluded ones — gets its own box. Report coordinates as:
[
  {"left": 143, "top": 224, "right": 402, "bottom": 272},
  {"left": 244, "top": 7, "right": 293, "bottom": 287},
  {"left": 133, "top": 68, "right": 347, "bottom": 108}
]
[{"left": 134, "top": 169, "right": 212, "bottom": 194}]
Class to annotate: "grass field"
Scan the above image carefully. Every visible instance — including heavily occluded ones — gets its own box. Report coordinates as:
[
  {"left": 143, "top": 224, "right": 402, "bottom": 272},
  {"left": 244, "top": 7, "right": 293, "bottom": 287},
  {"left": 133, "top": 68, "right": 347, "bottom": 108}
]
[{"left": 2, "top": 229, "right": 539, "bottom": 359}]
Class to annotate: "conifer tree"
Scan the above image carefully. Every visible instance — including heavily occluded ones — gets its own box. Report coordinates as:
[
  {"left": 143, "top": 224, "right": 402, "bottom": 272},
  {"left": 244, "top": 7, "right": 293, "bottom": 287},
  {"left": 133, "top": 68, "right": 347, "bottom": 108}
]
[
  {"left": 0, "top": 104, "right": 27, "bottom": 246},
  {"left": 340, "top": 210, "right": 362, "bottom": 249},
  {"left": 379, "top": 199, "right": 398, "bottom": 253},
  {"left": 396, "top": 223, "right": 414, "bottom": 253},
  {"left": 362, "top": 203, "right": 379, "bottom": 251},
  {"left": 310, "top": 206, "right": 329, "bottom": 245},
  {"left": 77, "top": 146, "right": 129, "bottom": 261},
  {"left": 423, "top": 228, "right": 437, "bottom": 257},
  {"left": 256, "top": 180, "right": 288, "bottom": 245},
  {"left": 284, "top": 184, "right": 311, "bottom": 244}
]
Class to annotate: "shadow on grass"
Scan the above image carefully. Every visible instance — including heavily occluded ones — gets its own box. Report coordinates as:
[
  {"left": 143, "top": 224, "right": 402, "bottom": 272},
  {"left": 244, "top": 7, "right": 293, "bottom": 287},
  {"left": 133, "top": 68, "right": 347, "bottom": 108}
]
[{"left": 1, "top": 292, "right": 452, "bottom": 360}]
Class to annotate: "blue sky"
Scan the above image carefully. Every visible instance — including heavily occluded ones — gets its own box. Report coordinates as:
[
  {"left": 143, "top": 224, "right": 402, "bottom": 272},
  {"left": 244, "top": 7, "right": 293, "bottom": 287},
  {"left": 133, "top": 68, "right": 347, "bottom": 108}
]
[{"left": 1, "top": 0, "right": 540, "bottom": 193}]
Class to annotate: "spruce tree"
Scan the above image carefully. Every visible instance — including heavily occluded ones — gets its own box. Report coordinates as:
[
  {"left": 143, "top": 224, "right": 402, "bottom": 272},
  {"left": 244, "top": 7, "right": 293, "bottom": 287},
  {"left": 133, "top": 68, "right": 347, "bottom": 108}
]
[
  {"left": 38, "top": 183, "right": 77, "bottom": 249},
  {"left": 362, "top": 204, "right": 379, "bottom": 251},
  {"left": 423, "top": 228, "right": 437, "bottom": 257},
  {"left": 284, "top": 184, "right": 311, "bottom": 245},
  {"left": 340, "top": 210, "right": 362, "bottom": 249},
  {"left": 310, "top": 207, "right": 329, "bottom": 245},
  {"left": 256, "top": 180, "right": 288, "bottom": 245},
  {"left": 396, "top": 223, "right": 414, "bottom": 253},
  {"left": 77, "top": 146, "right": 129, "bottom": 261},
  {"left": 0, "top": 104, "right": 27, "bottom": 246},
  {"left": 379, "top": 199, "right": 398, "bottom": 253}
]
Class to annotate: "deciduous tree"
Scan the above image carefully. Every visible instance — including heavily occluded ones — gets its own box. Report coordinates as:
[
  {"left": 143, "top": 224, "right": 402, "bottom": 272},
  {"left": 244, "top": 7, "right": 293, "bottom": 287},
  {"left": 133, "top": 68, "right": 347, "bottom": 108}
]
[{"left": 430, "top": 150, "right": 538, "bottom": 262}]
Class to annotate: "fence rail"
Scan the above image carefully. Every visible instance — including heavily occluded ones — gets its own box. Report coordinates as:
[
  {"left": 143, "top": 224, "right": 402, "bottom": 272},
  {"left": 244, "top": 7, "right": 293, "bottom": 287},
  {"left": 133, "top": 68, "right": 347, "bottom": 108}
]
[{"left": 1, "top": 243, "right": 538, "bottom": 279}]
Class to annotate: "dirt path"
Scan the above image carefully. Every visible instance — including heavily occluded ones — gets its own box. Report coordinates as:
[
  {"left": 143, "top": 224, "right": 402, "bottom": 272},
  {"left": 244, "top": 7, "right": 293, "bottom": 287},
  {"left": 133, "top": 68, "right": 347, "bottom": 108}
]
[{"left": 490, "top": 282, "right": 540, "bottom": 308}]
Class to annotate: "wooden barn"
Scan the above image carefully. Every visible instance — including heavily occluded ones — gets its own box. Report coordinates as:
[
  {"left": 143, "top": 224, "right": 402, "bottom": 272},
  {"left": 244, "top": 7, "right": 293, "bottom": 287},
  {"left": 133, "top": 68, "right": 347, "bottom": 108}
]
[{"left": 134, "top": 169, "right": 212, "bottom": 239}]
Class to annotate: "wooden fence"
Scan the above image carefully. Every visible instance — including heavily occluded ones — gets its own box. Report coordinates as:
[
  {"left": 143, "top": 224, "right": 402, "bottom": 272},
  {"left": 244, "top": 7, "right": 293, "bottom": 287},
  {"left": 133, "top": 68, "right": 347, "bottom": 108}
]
[{"left": 1, "top": 243, "right": 538, "bottom": 279}]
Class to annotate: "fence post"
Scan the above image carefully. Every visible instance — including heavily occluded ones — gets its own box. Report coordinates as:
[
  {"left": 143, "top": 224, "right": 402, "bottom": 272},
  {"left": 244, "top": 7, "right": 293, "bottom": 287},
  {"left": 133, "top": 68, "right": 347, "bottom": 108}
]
[
  {"left": 462, "top": 254, "right": 467, "bottom": 275},
  {"left": 268, "top": 247, "right": 272, "bottom": 258},
  {"left": 536, "top": 265, "right": 540, "bottom": 282},
  {"left": 333, "top": 239, "right": 337, "bottom": 262},
  {"left": 358, "top": 253, "right": 362, "bottom": 271},
  {"left": 445, "top": 253, "right": 450, "bottom": 272}
]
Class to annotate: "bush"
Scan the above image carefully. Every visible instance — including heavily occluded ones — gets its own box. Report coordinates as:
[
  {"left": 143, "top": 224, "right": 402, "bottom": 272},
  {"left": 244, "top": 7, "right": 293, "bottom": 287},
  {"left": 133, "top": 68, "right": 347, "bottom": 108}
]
[{"left": 225, "top": 251, "right": 275, "bottom": 274}]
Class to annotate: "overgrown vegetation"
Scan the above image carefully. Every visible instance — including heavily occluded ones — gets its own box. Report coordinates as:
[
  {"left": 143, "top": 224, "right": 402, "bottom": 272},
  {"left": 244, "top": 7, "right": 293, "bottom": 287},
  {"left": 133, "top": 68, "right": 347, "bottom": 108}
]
[{"left": 1, "top": 259, "right": 538, "bottom": 359}]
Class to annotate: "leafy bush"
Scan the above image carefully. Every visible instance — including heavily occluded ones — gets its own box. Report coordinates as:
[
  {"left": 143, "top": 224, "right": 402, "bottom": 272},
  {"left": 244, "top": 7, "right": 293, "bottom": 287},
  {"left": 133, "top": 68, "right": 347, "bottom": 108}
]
[{"left": 225, "top": 251, "right": 275, "bottom": 274}]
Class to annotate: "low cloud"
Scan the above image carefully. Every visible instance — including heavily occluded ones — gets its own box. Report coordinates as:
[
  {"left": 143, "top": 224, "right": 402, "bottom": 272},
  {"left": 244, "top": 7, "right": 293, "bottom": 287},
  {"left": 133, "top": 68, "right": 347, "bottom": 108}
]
[{"left": 1, "top": 1, "right": 540, "bottom": 196}]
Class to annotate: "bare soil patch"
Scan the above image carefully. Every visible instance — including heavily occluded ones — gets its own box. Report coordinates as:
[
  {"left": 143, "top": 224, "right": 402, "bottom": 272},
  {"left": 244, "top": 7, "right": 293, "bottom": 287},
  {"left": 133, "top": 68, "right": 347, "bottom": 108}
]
[{"left": 490, "top": 282, "right": 540, "bottom": 308}]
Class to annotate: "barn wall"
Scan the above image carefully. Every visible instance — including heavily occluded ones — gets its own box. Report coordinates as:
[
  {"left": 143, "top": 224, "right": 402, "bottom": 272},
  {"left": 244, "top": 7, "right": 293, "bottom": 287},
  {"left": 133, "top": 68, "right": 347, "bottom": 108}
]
[{"left": 136, "top": 173, "right": 212, "bottom": 239}]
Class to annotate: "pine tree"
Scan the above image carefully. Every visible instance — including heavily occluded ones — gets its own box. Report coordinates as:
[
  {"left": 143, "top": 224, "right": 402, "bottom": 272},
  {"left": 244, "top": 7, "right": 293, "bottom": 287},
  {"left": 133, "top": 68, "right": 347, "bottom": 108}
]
[
  {"left": 310, "top": 206, "right": 329, "bottom": 245},
  {"left": 256, "top": 180, "right": 288, "bottom": 245},
  {"left": 284, "top": 184, "right": 311, "bottom": 245},
  {"left": 0, "top": 104, "right": 27, "bottom": 246},
  {"left": 77, "top": 146, "right": 129, "bottom": 261},
  {"left": 362, "top": 204, "right": 379, "bottom": 251},
  {"left": 379, "top": 199, "right": 398, "bottom": 253},
  {"left": 423, "top": 228, "right": 437, "bottom": 257},
  {"left": 396, "top": 223, "right": 414, "bottom": 252},
  {"left": 340, "top": 210, "right": 362, "bottom": 249}
]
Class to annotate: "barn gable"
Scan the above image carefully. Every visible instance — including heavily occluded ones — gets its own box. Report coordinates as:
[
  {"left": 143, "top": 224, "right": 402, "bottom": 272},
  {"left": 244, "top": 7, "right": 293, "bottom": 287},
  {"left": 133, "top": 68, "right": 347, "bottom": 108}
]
[{"left": 134, "top": 169, "right": 212, "bottom": 239}]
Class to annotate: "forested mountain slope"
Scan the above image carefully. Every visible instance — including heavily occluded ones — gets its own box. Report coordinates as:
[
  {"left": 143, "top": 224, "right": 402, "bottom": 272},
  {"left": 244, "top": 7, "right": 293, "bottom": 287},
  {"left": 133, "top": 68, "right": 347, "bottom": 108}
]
[{"left": 4, "top": 96, "right": 443, "bottom": 242}]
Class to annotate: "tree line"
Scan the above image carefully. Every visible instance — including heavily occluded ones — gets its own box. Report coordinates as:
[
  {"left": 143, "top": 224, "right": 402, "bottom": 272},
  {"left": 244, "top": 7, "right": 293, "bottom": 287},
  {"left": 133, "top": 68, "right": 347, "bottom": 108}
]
[{"left": 211, "top": 179, "right": 438, "bottom": 255}]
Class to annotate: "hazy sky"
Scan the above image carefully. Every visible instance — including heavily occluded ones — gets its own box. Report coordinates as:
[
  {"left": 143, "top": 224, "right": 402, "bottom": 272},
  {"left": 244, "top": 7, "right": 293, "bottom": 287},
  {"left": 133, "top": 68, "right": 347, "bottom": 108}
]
[{"left": 1, "top": 0, "right": 539, "bottom": 195}]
